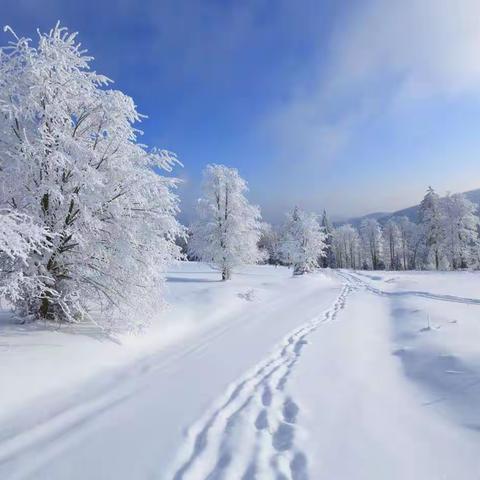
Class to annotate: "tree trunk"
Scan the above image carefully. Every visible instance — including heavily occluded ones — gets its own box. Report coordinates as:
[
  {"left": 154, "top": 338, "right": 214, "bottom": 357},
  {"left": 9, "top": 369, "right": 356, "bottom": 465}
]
[
  {"left": 39, "top": 296, "right": 50, "bottom": 319},
  {"left": 222, "top": 267, "right": 231, "bottom": 281}
]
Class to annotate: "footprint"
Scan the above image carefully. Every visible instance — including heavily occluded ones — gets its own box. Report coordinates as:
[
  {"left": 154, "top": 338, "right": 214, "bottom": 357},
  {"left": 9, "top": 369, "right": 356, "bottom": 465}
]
[
  {"left": 294, "top": 339, "right": 308, "bottom": 355},
  {"left": 290, "top": 452, "right": 308, "bottom": 480},
  {"left": 282, "top": 398, "right": 299, "bottom": 424},
  {"left": 276, "top": 367, "right": 292, "bottom": 391},
  {"left": 262, "top": 386, "right": 272, "bottom": 406},
  {"left": 255, "top": 409, "right": 269, "bottom": 430},
  {"left": 272, "top": 423, "right": 294, "bottom": 451}
]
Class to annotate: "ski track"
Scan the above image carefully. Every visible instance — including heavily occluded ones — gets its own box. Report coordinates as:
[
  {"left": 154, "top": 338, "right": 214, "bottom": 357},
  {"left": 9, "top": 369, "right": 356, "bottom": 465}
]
[
  {"left": 339, "top": 271, "right": 480, "bottom": 306},
  {"left": 168, "top": 281, "right": 354, "bottom": 480},
  {"left": 0, "top": 301, "right": 264, "bottom": 477}
]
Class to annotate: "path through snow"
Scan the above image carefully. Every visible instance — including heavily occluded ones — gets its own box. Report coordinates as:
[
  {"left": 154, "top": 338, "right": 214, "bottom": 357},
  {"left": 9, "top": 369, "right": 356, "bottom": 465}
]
[{"left": 167, "top": 283, "right": 353, "bottom": 480}]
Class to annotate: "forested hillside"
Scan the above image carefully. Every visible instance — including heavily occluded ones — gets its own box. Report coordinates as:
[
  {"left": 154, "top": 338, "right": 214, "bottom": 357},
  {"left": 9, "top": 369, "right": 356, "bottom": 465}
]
[{"left": 342, "top": 188, "right": 480, "bottom": 227}]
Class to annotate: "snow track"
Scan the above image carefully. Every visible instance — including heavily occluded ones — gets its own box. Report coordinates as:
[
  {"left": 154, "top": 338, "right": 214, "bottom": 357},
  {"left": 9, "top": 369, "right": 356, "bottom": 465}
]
[
  {"left": 0, "top": 312, "right": 261, "bottom": 477},
  {"left": 167, "top": 282, "right": 353, "bottom": 480},
  {"left": 339, "top": 271, "right": 480, "bottom": 306}
]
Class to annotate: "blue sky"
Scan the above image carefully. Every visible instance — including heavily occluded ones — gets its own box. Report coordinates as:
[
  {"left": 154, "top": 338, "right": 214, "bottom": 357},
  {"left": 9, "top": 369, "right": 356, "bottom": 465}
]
[{"left": 3, "top": 0, "right": 480, "bottom": 222}]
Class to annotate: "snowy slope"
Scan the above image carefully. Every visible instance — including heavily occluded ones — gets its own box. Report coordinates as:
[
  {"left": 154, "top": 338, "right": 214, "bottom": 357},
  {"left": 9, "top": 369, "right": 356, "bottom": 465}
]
[{"left": 1, "top": 264, "right": 480, "bottom": 479}]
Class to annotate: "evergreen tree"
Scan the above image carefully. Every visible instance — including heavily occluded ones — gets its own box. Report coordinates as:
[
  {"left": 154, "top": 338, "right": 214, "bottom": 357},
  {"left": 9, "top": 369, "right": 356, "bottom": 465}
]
[
  {"left": 419, "top": 187, "right": 443, "bottom": 270},
  {"left": 321, "top": 210, "right": 336, "bottom": 268}
]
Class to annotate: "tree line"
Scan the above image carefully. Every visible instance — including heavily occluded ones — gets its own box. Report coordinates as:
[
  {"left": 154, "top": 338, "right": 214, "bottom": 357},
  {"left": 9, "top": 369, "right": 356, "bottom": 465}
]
[
  {"left": 184, "top": 169, "right": 480, "bottom": 277},
  {"left": 325, "top": 187, "right": 480, "bottom": 271}
]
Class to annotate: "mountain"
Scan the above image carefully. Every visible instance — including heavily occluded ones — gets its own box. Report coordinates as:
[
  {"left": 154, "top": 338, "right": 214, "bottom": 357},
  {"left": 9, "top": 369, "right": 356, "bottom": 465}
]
[
  {"left": 335, "top": 211, "right": 390, "bottom": 228},
  {"left": 339, "top": 187, "right": 480, "bottom": 227}
]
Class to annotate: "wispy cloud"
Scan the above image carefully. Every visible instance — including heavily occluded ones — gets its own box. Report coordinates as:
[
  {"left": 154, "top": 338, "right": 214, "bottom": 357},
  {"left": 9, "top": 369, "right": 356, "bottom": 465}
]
[
  {"left": 263, "top": 0, "right": 480, "bottom": 165},
  {"left": 252, "top": 0, "right": 480, "bottom": 217},
  {"left": 331, "top": 0, "right": 480, "bottom": 98}
]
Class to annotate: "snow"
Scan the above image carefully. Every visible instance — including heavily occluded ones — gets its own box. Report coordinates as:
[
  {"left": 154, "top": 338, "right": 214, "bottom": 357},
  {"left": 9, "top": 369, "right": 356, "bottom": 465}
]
[
  {"left": 1, "top": 263, "right": 480, "bottom": 479},
  {"left": 293, "top": 273, "right": 480, "bottom": 479}
]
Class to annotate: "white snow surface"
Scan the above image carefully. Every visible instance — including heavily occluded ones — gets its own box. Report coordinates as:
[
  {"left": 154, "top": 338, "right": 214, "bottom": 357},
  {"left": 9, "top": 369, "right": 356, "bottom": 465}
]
[{"left": 1, "top": 263, "right": 480, "bottom": 479}]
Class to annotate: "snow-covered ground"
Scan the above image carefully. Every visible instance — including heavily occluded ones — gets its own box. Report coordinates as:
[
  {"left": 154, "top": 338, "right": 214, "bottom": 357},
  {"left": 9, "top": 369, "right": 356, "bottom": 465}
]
[{"left": 1, "top": 263, "right": 480, "bottom": 479}]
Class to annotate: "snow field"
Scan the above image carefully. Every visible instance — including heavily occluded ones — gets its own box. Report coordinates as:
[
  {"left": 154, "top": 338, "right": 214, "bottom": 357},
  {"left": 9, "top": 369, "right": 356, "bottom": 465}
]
[{"left": 1, "top": 265, "right": 480, "bottom": 479}]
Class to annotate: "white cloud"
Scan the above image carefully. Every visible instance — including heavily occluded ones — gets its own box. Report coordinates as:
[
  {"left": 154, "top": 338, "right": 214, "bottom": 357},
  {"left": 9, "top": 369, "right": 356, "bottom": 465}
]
[
  {"left": 331, "top": 0, "right": 480, "bottom": 98},
  {"left": 253, "top": 0, "right": 480, "bottom": 223},
  {"left": 263, "top": 0, "right": 480, "bottom": 167}
]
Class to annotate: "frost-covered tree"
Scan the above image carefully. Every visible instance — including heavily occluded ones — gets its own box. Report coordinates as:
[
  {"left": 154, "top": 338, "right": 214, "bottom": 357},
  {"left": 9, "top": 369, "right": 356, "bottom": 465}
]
[
  {"left": 189, "top": 164, "right": 263, "bottom": 280},
  {"left": 419, "top": 187, "right": 444, "bottom": 270},
  {"left": 383, "top": 219, "right": 401, "bottom": 270},
  {"left": 0, "top": 211, "right": 49, "bottom": 263},
  {"left": 279, "top": 207, "right": 326, "bottom": 275},
  {"left": 332, "top": 228, "right": 345, "bottom": 269},
  {"left": 360, "top": 219, "right": 384, "bottom": 270},
  {"left": 396, "top": 216, "right": 418, "bottom": 270},
  {"left": 0, "top": 25, "right": 183, "bottom": 328},
  {"left": 441, "top": 193, "right": 479, "bottom": 269},
  {"left": 258, "top": 222, "right": 282, "bottom": 265},
  {"left": 332, "top": 224, "right": 360, "bottom": 269},
  {"left": 320, "top": 210, "right": 335, "bottom": 268},
  {"left": 0, "top": 211, "right": 51, "bottom": 301}
]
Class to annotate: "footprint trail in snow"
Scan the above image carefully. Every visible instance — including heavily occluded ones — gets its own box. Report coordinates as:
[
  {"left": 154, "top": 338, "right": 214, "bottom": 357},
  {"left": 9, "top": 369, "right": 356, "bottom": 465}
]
[{"left": 168, "top": 282, "right": 353, "bottom": 480}]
